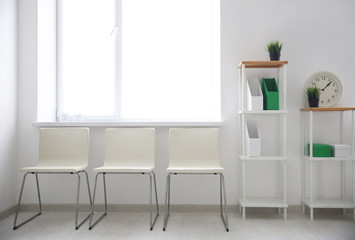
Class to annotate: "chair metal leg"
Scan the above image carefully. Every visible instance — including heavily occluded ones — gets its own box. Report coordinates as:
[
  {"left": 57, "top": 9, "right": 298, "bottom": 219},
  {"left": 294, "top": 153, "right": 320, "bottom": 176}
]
[
  {"left": 13, "top": 173, "right": 42, "bottom": 230},
  {"left": 74, "top": 171, "right": 92, "bottom": 230},
  {"left": 153, "top": 172, "right": 159, "bottom": 216},
  {"left": 35, "top": 174, "right": 43, "bottom": 214},
  {"left": 168, "top": 174, "right": 171, "bottom": 215},
  {"left": 85, "top": 171, "right": 93, "bottom": 208},
  {"left": 163, "top": 173, "right": 171, "bottom": 231},
  {"left": 220, "top": 173, "right": 229, "bottom": 232},
  {"left": 220, "top": 173, "right": 223, "bottom": 215},
  {"left": 89, "top": 173, "right": 108, "bottom": 230},
  {"left": 149, "top": 172, "right": 159, "bottom": 231},
  {"left": 103, "top": 173, "right": 107, "bottom": 212}
]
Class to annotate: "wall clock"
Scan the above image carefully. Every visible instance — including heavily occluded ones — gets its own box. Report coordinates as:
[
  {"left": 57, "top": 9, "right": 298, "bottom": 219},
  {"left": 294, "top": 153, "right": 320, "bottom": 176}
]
[{"left": 305, "top": 71, "right": 343, "bottom": 107}]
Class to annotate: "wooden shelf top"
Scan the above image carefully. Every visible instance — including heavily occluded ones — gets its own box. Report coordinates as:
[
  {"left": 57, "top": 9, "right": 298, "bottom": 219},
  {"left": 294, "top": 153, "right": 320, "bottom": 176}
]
[
  {"left": 300, "top": 107, "right": 355, "bottom": 112},
  {"left": 238, "top": 61, "right": 288, "bottom": 68}
]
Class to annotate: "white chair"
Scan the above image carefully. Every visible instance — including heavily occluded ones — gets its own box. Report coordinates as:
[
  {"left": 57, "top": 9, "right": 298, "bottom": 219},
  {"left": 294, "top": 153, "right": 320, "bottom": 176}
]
[
  {"left": 163, "top": 128, "right": 229, "bottom": 231},
  {"left": 89, "top": 128, "right": 159, "bottom": 230},
  {"left": 13, "top": 128, "right": 92, "bottom": 230}
]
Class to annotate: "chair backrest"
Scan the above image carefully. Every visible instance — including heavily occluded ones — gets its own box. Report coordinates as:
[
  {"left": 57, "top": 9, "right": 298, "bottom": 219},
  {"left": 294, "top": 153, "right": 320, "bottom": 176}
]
[
  {"left": 169, "top": 128, "right": 221, "bottom": 168},
  {"left": 38, "top": 128, "right": 90, "bottom": 167},
  {"left": 104, "top": 128, "right": 155, "bottom": 168}
]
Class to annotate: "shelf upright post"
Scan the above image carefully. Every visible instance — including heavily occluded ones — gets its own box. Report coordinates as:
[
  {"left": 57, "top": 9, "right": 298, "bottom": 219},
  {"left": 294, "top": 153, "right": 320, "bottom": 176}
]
[
  {"left": 283, "top": 159, "right": 287, "bottom": 220},
  {"left": 352, "top": 110, "right": 355, "bottom": 221},
  {"left": 277, "top": 113, "right": 281, "bottom": 211},
  {"left": 352, "top": 110, "right": 355, "bottom": 156},
  {"left": 282, "top": 64, "right": 287, "bottom": 219},
  {"left": 301, "top": 111, "right": 305, "bottom": 214},
  {"left": 241, "top": 64, "right": 246, "bottom": 157},
  {"left": 242, "top": 159, "right": 245, "bottom": 220},
  {"left": 239, "top": 64, "right": 245, "bottom": 215},
  {"left": 241, "top": 64, "right": 245, "bottom": 111},
  {"left": 340, "top": 111, "right": 345, "bottom": 214},
  {"left": 240, "top": 64, "right": 246, "bottom": 219},
  {"left": 283, "top": 114, "right": 287, "bottom": 157},
  {"left": 309, "top": 110, "right": 314, "bottom": 220},
  {"left": 283, "top": 113, "right": 287, "bottom": 219},
  {"left": 239, "top": 127, "right": 243, "bottom": 216},
  {"left": 283, "top": 65, "right": 287, "bottom": 111},
  {"left": 340, "top": 111, "right": 344, "bottom": 143}
]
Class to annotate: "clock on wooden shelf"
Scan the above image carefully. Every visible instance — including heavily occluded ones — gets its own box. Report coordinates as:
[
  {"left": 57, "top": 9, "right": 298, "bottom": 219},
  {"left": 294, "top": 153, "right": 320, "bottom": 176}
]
[{"left": 305, "top": 71, "right": 343, "bottom": 107}]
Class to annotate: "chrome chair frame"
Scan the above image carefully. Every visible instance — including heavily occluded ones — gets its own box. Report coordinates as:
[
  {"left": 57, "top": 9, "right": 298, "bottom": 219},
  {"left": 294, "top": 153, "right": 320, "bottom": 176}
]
[
  {"left": 89, "top": 172, "right": 159, "bottom": 230},
  {"left": 13, "top": 171, "right": 92, "bottom": 230},
  {"left": 163, "top": 172, "right": 229, "bottom": 232}
]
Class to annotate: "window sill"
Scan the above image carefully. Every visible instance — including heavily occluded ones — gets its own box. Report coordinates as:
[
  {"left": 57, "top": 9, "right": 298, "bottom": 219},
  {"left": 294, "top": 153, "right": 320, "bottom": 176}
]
[{"left": 32, "top": 121, "right": 224, "bottom": 127}]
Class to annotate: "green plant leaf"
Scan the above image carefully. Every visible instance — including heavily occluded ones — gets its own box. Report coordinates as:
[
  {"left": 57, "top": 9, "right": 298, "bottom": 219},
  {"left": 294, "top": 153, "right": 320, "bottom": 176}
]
[
  {"left": 266, "top": 41, "right": 283, "bottom": 54},
  {"left": 306, "top": 86, "right": 320, "bottom": 98}
]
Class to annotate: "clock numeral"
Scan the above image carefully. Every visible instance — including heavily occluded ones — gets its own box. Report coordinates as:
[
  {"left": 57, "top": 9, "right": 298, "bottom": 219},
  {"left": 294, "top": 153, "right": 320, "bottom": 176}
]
[
  {"left": 322, "top": 77, "right": 325, "bottom": 80},
  {"left": 312, "top": 82, "right": 316, "bottom": 86},
  {"left": 328, "top": 99, "right": 330, "bottom": 102},
  {"left": 335, "top": 89, "right": 337, "bottom": 92},
  {"left": 316, "top": 78, "right": 320, "bottom": 82},
  {"left": 321, "top": 100, "right": 324, "bottom": 103},
  {"left": 332, "top": 95, "right": 335, "bottom": 98},
  {"left": 333, "top": 83, "right": 335, "bottom": 86}
]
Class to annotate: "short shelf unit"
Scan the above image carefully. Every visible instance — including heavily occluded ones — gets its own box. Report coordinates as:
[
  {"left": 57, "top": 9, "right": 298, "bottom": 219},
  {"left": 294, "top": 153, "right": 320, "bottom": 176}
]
[
  {"left": 300, "top": 107, "right": 355, "bottom": 221},
  {"left": 238, "top": 61, "right": 288, "bottom": 220}
]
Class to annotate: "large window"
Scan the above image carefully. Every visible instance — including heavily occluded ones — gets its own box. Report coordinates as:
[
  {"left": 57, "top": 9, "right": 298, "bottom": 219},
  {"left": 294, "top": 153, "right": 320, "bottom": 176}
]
[{"left": 57, "top": 0, "right": 220, "bottom": 122}]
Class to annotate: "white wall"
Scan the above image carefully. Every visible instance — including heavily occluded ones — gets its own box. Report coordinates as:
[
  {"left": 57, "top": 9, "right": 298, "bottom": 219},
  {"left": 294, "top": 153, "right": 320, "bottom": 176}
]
[
  {"left": 16, "top": 0, "right": 355, "bottom": 206},
  {"left": 0, "top": 0, "right": 17, "bottom": 212}
]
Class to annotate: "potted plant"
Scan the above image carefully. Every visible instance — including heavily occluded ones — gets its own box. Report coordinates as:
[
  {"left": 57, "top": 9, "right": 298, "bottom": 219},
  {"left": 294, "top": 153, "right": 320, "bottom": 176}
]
[
  {"left": 306, "top": 86, "right": 320, "bottom": 107},
  {"left": 266, "top": 41, "right": 282, "bottom": 61}
]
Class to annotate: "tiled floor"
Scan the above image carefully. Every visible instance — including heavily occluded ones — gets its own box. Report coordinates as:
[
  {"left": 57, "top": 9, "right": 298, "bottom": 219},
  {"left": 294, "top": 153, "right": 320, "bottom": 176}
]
[{"left": 0, "top": 208, "right": 355, "bottom": 240}]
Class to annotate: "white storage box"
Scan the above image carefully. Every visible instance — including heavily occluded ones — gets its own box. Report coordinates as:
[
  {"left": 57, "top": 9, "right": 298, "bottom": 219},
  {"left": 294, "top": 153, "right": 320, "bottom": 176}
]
[
  {"left": 246, "top": 77, "right": 263, "bottom": 111},
  {"left": 330, "top": 144, "right": 351, "bottom": 157},
  {"left": 245, "top": 121, "right": 261, "bottom": 156}
]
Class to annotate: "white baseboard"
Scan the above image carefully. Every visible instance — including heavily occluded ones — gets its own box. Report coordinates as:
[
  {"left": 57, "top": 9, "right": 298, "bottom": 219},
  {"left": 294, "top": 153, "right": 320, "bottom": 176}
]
[
  {"left": 1, "top": 204, "right": 352, "bottom": 221},
  {"left": 0, "top": 205, "right": 17, "bottom": 222},
  {"left": 4, "top": 204, "right": 239, "bottom": 213}
]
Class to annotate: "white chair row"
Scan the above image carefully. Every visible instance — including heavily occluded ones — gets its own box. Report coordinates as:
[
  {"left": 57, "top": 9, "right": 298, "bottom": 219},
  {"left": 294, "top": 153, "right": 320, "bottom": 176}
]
[{"left": 13, "top": 128, "right": 229, "bottom": 232}]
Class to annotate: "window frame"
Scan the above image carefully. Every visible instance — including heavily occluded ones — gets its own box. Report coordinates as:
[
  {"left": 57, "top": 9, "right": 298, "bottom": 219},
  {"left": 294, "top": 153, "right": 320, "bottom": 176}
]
[{"left": 54, "top": 0, "right": 221, "bottom": 123}]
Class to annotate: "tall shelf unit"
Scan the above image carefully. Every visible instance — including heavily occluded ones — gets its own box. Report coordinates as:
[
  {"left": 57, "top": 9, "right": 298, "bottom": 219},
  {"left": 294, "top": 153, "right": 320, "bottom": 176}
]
[
  {"left": 238, "top": 61, "right": 288, "bottom": 220},
  {"left": 300, "top": 107, "right": 355, "bottom": 221}
]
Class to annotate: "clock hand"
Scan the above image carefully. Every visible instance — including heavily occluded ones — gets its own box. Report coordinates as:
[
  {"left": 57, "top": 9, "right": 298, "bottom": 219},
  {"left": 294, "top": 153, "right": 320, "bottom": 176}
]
[{"left": 321, "top": 81, "right": 332, "bottom": 91}]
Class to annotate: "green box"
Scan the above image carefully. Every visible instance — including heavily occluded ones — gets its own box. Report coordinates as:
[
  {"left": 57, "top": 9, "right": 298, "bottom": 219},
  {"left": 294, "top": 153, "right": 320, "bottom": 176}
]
[
  {"left": 307, "top": 144, "right": 332, "bottom": 157},
  {"left": 262, "top": 78, "right": 279, "bottom": 110}
]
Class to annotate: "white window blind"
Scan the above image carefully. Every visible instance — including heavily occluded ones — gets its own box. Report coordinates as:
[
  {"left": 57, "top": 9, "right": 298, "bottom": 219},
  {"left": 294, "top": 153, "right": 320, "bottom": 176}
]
[{"left": 57, "top": 0, "right": 220, "bottom": 122}]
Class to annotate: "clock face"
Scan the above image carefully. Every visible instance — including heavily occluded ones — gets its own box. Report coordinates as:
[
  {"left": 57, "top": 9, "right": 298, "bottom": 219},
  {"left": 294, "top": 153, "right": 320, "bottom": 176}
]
[{"left": 305, "top": 71, "right": 343, "bottom": 107}]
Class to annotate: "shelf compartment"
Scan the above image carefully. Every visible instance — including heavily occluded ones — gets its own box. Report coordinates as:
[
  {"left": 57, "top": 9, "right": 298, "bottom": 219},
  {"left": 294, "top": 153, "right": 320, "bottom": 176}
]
[
  {"left": 246, "top": 77, "right": 263, "bottom": 111},
  {"left": 245, "top": 120, "right": 261, "bottom": 157},
  {"left": 262, "top": 78, "right": 279, "bottom": 110}
]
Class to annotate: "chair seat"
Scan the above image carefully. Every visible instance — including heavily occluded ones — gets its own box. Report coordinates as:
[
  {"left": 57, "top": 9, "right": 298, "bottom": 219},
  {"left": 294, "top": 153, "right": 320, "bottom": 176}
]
[
  {"left": 94, "top": 165, "right": 154, "bottom": 173},
  {"left": 167, "top": 166, "right": 224, "bottom": 174},
  {"left": 20, "top": 165, "right": 87, "bottom": 173}
]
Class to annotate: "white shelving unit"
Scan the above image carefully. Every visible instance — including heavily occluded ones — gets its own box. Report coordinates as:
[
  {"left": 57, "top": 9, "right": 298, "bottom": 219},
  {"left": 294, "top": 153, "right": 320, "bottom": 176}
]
[
  {"left": 238, "top": 61, "right": 288, "bottom": 220},
  {"left": 300, "top": 107, "right": 355, "bottom": 221}
]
